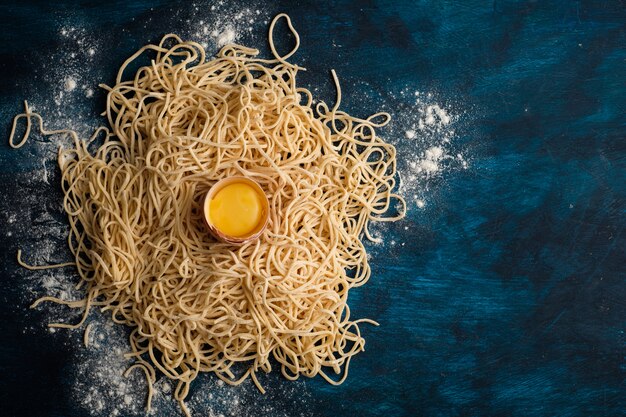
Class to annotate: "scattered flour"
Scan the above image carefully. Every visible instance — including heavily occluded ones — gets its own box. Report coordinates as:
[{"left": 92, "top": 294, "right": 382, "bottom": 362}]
[
  {"left": 392, "top": 90, "right": 469, "bottom": 211},
  {"left": 18, "top": 23, "right": 103, "bottom": 136},
  {"left": 153, "top": 3, "right": 268, "bottom": 50},
  {"left": 411, "top": 146, "right": 445, "bottom": 174},
  {"left": 42, "top": 273, "right": 78, "bottom": 301},
  {"left": 215, "top": 27, "right": 237, "bottom": 47},
  {"left": 69, "top": 317, "right": 146, "bottom": 417},
  {"left": 423, "top": 104, "right": 450, "bottom": 126}
]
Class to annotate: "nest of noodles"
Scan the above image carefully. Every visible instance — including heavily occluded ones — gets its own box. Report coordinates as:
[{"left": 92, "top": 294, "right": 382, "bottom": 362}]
[{"left": 13, "top": 14, "right": 405, "bottom": 415}]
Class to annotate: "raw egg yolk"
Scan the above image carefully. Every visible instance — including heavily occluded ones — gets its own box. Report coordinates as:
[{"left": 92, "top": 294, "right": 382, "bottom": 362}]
[{"left": 208, "top": 182, "right": 264, "bottom": 237}]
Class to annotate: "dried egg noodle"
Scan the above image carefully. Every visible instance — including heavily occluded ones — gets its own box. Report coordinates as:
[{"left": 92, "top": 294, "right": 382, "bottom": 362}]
[{"left": 10, "top": 14, "right": 405, "bottom": 416}]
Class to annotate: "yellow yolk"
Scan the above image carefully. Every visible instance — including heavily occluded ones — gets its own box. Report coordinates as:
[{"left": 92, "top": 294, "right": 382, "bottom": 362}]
[{"left": 208, "top": 182, "right": 264, "bottom": 237}]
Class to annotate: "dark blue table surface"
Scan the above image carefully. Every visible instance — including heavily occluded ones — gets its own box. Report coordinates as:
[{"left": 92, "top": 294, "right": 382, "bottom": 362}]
[{"left": 1, "top": 1, "right": 624, "bottom": 417}]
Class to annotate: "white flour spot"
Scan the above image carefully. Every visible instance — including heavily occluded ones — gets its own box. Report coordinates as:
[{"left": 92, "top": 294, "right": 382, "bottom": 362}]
[
  {"left": 216, "top": 27, "right": 236, "bottom": 46},
  {"left": 410, "top": 146, "right": 445, "bottom": 174},
  {"left": 390, "top": 89, "right": 470, "bottom": 212},
  {"left": 64, "top": 77, "right": 77, "bottom": 91},
  {"left": 422, "top": 104, "right": 450, "bottom": 126}
]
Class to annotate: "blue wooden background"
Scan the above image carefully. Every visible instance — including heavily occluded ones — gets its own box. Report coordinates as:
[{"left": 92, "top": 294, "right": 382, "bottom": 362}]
[{"left": 0, "top": 1, "right": 624, "bottom": 416}]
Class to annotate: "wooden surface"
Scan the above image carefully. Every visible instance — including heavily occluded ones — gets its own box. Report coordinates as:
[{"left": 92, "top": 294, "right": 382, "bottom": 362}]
[{"left": 0, "top": 1, "right": 624, "bottom": 416}]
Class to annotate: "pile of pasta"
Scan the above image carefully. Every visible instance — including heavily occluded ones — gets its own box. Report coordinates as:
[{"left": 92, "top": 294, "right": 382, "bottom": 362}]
[{"left": 11, "top": 14, "right": 404, "bottom": 415}]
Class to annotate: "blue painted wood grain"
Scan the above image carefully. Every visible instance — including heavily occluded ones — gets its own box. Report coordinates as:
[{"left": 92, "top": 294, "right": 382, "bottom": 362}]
[{"left": 0, "top": 1, "right": 624, "bottom": 416}]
